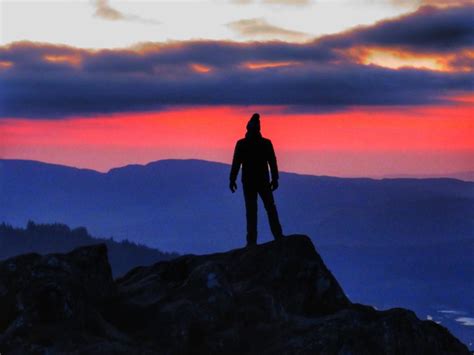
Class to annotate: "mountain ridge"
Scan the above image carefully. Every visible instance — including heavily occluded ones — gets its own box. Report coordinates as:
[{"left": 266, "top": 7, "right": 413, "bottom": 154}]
[
  {"left": 0, "top": 221, "right": 178, "bottom": 277},
  {"left": 2, "top": 158, "right": 472, "bottom": 182},
  {"left": 1, "top": 158, "right": 472, "bottom": 254},
  {"left": 0, "top": 236, "right": 470, "bottom": 354}
]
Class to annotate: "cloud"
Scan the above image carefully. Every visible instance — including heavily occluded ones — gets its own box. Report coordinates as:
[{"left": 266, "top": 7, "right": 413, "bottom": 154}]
[
  {"left": 387, "top": 0, "right": 471, "bottom": 8},
  {"left": 93, "top": 0, "right": 160, "bottom": 25},
  {"left": 231, "top": 0, "right": 255, "bottom": 4},
  {"left": 420, "top": 0, "right": 473, "bottom": 7},
  {"left": 262, "top": 0, "right": 311, "bottom": 5},
  {"left": 94, "top": 0, "right": 124, "bottom": 20},
  {"left": 0, "top": 41, "right": 471, "bottom": 118},
  {"left": 438, "top": 310, "right": 466, "bottom": 315},
  {"left": 228, "top": 18, "right": 309, "bottom": 41},
  {"left": 455, "top": 317, "right": 474, "bottom": 326},
  {"left": 0, "top": 3, "right": 472, "bottom": 118},
  {"left": 321, "top": 4, "right": 474, "bottom": 53},
  {"left": 231, "top": 0, "right": 310, "bottom": 5}
]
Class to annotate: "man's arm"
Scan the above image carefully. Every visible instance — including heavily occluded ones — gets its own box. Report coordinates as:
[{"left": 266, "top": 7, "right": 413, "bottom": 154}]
[
  {"left": 229, "top": 141, "right": 242, "bottom": 192},
  {"left": 268, "top": 140, "right": 279, "bottom": 190}
]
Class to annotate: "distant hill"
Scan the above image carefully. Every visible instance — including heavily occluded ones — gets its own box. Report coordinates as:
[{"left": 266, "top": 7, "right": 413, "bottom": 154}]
[
  {"left": 384, "top": 171, "right": 474, "bottom": 182},
  {"left": 0, "top": 221, "right": 177, "bottom": 277},
  {"left": 1, "top": 158, "right": 472, "bottom": 254}
]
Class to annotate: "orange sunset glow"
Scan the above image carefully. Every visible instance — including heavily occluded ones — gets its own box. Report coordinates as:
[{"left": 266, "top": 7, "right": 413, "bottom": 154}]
[
  {"left": 43, "top": 54, "right": 82, "bottom": 66},
  {"left": 0, "top": 60, "right": 13, "bottom": 69},
  {"left": 356, "top": 48, "right": 445, "bottom": 71},
  {"left": 190, "top": 63, "right": 212, "bottom": 73},
  {"left": 244, "top": 61, "right": 299, "bottom": 70},
  {"left": 1, "top": 102, "right": 472, "bottom": 177}
]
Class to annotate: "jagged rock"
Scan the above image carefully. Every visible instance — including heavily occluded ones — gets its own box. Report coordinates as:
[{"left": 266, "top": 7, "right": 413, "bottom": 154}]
[
  {"left": 0, "top": 236, "right": 470, "bottom": 354},
  {"left": 0, "top": 245, "right": 130, "bottom": 354}
]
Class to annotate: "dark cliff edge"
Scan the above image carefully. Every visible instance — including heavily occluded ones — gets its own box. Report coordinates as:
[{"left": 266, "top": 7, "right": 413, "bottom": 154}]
[{"left": 0, "top": 235, "right": 470, "bottom": 354}]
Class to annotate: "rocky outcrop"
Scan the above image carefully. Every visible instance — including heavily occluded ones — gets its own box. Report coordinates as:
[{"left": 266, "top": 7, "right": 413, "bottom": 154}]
[
  {"left": 0, "top": 235, "right": 470, "bottom": 354},
  {"left": 0, "top": 244, "right": 127, "bottom": 354}
]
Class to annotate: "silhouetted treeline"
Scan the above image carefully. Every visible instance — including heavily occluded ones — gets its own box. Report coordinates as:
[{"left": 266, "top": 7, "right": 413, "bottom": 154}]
[{"left": 0, "top": 221, "right": 178, "bottom": 277}]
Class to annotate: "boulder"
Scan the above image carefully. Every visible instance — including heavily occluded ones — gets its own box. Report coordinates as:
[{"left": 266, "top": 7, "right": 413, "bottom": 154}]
[{"left": 0, "top": 244, "right": 130, "bottom": 354}]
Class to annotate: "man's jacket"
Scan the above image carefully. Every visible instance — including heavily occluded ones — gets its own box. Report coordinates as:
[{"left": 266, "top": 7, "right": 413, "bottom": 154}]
[{"left": 229, "top": 134, "right": 279, "bottom": 185}]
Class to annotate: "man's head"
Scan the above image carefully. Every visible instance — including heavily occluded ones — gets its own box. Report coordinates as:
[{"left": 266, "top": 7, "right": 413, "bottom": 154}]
[{"left": 246, "top": 113, "right": 260, "bottom": 133}]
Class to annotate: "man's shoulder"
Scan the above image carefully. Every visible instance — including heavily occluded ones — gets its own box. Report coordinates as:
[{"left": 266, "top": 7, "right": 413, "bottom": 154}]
[{"left": 237, "top": 136, "right": 272, "bottom": 145}]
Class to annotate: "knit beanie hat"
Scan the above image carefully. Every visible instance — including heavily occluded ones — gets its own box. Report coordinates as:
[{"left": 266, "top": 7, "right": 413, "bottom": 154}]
[{"left": 246, "top": 113, "right": 260, "bottom": 132}]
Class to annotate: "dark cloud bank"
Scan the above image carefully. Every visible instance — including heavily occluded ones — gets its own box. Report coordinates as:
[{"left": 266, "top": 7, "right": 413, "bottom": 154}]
[{"left": 0, "top": 4, "right": 472, "bottom": 118}]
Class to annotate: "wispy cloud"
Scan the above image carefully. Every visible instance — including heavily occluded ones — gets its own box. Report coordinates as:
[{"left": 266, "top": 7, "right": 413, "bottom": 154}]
[
  {"left": 262, "top": 0, "right": 311, "bottom": 5},
  {"left": 420, "top": 0, "right": 473, "bottom": 7},
  {"left": 455, "top": 317, "right": 474, "bottom": 326},
  {"left": 231, "top": 0, "right": 254, "bottom": 4},
  {"left": 438, "top": 310, "right": 466, "bottom": 315},
  {"left": 93, "top": 0, "right": 159, "bottom": 25},
  {"left": 94, "top": 0, "right": 124, "bottom": 20},
  {"left": 227, "top": 18, "right": 309, "bottom": 41},
  {"left": 232, "top": 0, "right": 311, "bottom": 5},
  {"left": 385, "top": 0, "right": 471, "bottom": 8}
]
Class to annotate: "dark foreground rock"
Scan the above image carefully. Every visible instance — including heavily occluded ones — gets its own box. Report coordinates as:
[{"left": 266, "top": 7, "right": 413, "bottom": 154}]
[{"left": 0, "top": 235, "right": 470, "bottom": 354}]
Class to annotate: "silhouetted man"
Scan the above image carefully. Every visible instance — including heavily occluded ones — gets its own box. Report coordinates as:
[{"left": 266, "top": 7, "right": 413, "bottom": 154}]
[{"left": 229, "top": 113, "right": 284, "bottom": 247}]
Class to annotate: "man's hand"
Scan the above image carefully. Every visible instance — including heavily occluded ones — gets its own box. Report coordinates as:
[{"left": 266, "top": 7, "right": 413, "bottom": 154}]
[
  {"left": 270, "top": 179, "right": 279, "bottom": 191},
  {"left": 229, "top": 180, "right": 237, "bottom": 193}
]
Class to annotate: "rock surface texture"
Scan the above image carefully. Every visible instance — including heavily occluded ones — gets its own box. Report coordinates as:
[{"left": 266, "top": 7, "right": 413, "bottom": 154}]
[{"left": 0, "top": 235, "right": 470, "bottom": 354}]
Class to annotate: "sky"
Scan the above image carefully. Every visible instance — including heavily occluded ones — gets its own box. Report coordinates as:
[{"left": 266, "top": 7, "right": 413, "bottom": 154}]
[{"left": 0, "top": 0, "right": 473, "bottom": 177}]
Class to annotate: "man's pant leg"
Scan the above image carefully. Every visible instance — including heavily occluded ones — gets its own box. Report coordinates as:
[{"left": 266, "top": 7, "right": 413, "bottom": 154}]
[
  {"left": 243, "top": 183, "right": 258, "bottom": 245},
  {"left": 259, "top": 183, "right": 283, "bottom": 240}
]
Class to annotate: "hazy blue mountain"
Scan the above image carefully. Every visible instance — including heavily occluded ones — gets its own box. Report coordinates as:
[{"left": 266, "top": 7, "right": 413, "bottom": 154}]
[
  {"left": 384, "top": 171, "right": 474, "bottom": 182},
  {"left": 319, "top": 240, "right": 474, "bottom": 348},
  {"left": 0, "top": 221, "right": 177, "bottom": 277},
  {"left": 1, "top": 159, "right": 473, "bottom": 346},
  {"left": 1, "top": 158, "right": 472, "bottom": 253}
]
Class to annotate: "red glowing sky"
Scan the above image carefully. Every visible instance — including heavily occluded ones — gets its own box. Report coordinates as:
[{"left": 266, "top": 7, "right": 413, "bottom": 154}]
[
  {"left": 1, "top": 2, "right": 472, "bottom": 178},
  {"left": 1, "top": 102, "right": 472, "bottom": 177}
]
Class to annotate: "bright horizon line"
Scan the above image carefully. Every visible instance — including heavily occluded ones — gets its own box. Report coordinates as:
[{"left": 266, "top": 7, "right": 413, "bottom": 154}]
[{"left": 2, "top": 157, "right": 473, "bottom": 182}]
